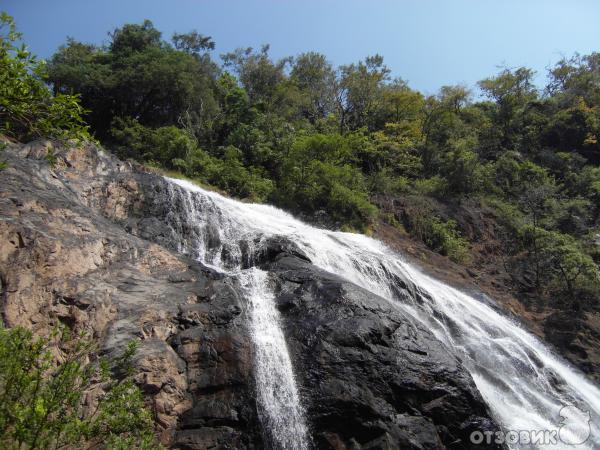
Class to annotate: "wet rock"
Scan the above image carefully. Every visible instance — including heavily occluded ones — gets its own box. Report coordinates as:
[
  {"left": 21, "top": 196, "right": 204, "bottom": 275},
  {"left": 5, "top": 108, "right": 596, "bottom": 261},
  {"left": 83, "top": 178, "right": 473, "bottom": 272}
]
[
  {"left": 0, "top": 140, "right": 502, "bottom": 449},
  {"left": 266, "top": 255, "right": 502, "bottom": 449},
  {"left": 0, "top": 140, "right": 264, "bottom": 448}
]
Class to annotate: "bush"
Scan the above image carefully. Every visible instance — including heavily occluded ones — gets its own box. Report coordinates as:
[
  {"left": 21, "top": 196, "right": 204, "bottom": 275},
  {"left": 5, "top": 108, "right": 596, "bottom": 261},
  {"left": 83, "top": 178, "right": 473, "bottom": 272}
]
[
  {"left": 0, "top": 13, "right": 88, "bottom": 141},
  {"left": 484, "top": 196, "right": 524, "bottom": 232},
  {"left": 206, "top": 146, "right": 274, "bottom": 201},
  {"left": 412, "top": 175, "right": 447, "bottom": 197},
  {"left": 110, "top": 118, "right": 201, "bottom": 169},
  {"left": 278, "top": 158, "right": 376, "bottom": 228},
  {"left": 367, "top": 168, "right": 410, "bottom": 195},
  {"left": 0, "top": 325, "right": 161, "bottom": 449},
  {"left": 422, "top": 217, "right": 470, "bottom": 263},
  {"left": 398, "top": 197, "right": 470, "bottom": 263},
  {"left": 440, "top": 141, "right": 481, "bottom": 195},
  {"left": 277, "top": 134, "right": 377, "bottom": 228},
  {"left": 517, "top": 226, "right": 600, "bottom": 301}
]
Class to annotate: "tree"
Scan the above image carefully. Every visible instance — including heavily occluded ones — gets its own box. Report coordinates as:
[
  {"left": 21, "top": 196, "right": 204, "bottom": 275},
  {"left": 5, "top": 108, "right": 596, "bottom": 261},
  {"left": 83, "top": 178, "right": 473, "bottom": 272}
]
[
  {"left": 290, "top": 52, "right": 336, "bottom": 123},
  {"left": 441, "top": 137, "right": 481, "bottom": 196},
  {"left": 517, "top": 181, "right": 557, "bottom": 290},
  {"left": 543, "top": 97, "right": 599, "bottom": 162},
  {"left": 381, "top": 80, "right": 425, "bottom": 125},
  {"left": 478, "top": 67, "right": 538, "bottom": 151},
  {"left": 48, "top": 20, "right": 219, "bottom": 141},
  {"left": 109, "top": 20, "right": 162, "bottom": 54},
  {"left": 172, "top": 30, "right": 215, "bottom": 54},
  {"left": 420, "top": 88, "right": 475, "bottom": 175},
  {"left": 438, "top": 85, "right": 471, "bottom": 113},
  {"left": 336, "top": 55, "right": 391, "bottom": 131},
  {"left": 110, "top": 117, "right": 202, "bottom": 168},
  {"left": 221, "top": 45, "right": 291, "bottom": 107},
  {"left": 277, "top": 134, "right": 376, "bottom": 227},
  {"left": 0, "top": 325, "right": 161, "bottom": 449},
  {"left": 519, "top": 228, "right": 599, "bottom": 303},
  {"left": 546, "top": 53, "right": 600, "bottom": 105},
  {"left": 0, "top": 13, "right": 88, "bottom": 141}
]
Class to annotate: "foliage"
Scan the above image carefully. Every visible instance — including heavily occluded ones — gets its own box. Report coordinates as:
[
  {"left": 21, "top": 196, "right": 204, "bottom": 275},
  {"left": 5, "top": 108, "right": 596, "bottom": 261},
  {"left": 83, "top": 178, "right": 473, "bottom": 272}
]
[
  {"left": 0, "top": 325, "right": 161, "bottom": 449},
  {"left": 0, "top": 13, "right": 88, "bottom": 141},
  {"left": 518, "top": 227, "right": 599, "bottom": 301},
  {"left": 423, "top": 217, "right": 470, "bottom": 263},
  {"left": 0, "top": 141, "right": 7, "bottom": 170},
  {"left": 48, "top": 20, "right": 218, "bottom": 141},
  {"left": 111, "top": 117, "right": 201, "bottom": 168},
  {"left": 277, "top": 133, "right": 376, "bottom": 228},
  {"left": 32, "top": 16, "right": 600, "bottom": 297}
]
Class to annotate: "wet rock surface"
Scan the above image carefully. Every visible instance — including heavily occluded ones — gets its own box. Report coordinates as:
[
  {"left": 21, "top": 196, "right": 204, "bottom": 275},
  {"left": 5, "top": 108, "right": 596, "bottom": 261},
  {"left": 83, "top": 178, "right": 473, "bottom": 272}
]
[
  {"left": 1, "top": 140, "right": 501, "bottom": 449},
  {"left": 266, "top": 256, "right": 501, "bottom": 449}
]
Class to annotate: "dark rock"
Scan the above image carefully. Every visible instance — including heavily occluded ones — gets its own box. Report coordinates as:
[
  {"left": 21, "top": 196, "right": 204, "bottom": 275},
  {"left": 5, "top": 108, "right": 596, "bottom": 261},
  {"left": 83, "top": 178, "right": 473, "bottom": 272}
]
[
  {"left": 266, "top": 255, "right": 502, "bottom": 449},
  {"left": 0, "top": 140, "right": 502, "bottom": 449}
]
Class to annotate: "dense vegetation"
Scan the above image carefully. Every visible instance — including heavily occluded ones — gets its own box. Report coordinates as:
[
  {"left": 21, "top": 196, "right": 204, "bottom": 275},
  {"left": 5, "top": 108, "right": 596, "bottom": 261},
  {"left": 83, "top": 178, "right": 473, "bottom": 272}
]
[
  {"left": 0, "top": 13, "right": 88, "bottom": 142},
  {"left": 0, "top": 11, "right": 599, "bottom": 447},
  {"left": 0, "top": 325, "right": 161, "bottom": 449},
  {"left": 2, "top": 15, "right": 600, "bottom": 311}
]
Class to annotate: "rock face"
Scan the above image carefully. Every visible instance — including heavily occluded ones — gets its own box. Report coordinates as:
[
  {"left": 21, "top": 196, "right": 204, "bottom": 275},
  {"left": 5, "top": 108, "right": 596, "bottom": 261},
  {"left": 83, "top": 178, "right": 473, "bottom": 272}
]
[
  {"left": 265, "top": 255, "right": 499, "bottom": 449},
  {"left": 0, "top": 140, "right": 501, "bottom": 449}
]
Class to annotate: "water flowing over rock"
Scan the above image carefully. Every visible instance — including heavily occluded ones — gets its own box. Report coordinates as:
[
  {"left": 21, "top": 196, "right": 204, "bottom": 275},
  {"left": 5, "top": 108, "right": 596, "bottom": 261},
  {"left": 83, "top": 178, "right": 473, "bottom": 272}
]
[
  {"left": 241, "top": 268, "right": 310, "bottom": 450},
  {"left": 2, "top": 140, "right": 599, "bottom": 449}
]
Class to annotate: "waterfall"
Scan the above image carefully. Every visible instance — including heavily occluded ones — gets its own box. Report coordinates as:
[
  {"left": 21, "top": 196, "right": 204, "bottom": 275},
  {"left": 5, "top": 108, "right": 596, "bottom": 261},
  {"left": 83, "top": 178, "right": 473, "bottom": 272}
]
[
  {"left": 241, "top": 268, "right": 310, "bottom": 450},
  {"left": 162, "top": 179, "right": 311, "bottom": 449},
  {"left": 163, "top": 177, "right": 600, "bottom": 450}
]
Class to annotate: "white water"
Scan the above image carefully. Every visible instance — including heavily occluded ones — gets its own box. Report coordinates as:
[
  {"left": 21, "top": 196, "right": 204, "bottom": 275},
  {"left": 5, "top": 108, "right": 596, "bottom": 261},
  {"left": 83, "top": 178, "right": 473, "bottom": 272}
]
[
  {"left": 164, "top": 177, "right": 600, "bottom": 449},
  {"left": 240, "top": 268, "right": 310, "bottom": 450},
  {"left": 163, "top": 179, "right": 310, "bottom": 448}
]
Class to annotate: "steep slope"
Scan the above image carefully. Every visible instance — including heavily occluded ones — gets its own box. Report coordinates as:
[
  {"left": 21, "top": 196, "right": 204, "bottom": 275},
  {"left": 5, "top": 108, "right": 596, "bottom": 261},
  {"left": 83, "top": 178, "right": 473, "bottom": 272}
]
[{"left": 0, "top": 139, "right": 501, "bottom": 449}]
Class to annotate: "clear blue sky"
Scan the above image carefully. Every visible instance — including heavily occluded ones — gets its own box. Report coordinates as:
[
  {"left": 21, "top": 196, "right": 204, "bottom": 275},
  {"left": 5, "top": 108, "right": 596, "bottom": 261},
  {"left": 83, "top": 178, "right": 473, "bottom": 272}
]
[{"left": 4, "top": 0, "right": 599, "bottom": 94}]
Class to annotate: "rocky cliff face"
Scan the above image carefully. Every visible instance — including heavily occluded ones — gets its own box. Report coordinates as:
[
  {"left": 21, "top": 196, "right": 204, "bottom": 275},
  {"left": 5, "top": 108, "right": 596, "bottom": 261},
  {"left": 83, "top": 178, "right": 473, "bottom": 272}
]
[{"left": 0, "top": 139, "right": 501, "bottom": 449}]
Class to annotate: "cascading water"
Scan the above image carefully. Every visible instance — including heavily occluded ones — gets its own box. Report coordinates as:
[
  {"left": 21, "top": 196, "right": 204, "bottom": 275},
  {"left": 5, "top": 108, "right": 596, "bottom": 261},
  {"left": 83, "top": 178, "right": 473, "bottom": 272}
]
[
  {"left": 163, "top": 179, "right": 310, "bottom": 449},
  {"left": 163, "top": 177, "right": 600, "bottom": 450},
  {"left": 240, "top": 268, "right": 310, "bottom": 450}
]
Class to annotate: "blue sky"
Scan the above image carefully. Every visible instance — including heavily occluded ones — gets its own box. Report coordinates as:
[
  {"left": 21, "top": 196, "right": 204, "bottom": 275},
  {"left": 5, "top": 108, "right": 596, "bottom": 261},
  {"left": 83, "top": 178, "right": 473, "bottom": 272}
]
[{"left": 4, "top": 0, "right": 599, "bottom": 94}]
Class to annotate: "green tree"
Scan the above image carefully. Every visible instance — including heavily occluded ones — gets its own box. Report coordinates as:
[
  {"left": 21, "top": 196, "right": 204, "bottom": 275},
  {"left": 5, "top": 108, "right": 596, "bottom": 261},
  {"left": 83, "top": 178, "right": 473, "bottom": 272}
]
[
  {"left": 336, "top": 55, "right": 391, "bottom": 131},
  {"left": 222, "top": 45, "right": 291, "bottom": 108},
  {"left": 110, "top": 118, "right": 202, "bottom": 169},
  {"left": 171, "top": 30, "right": 215, "bottom": 55},
  {"left": 0, "top": 325, "right": 161, "bottom": 449},
  {"left": 519, "top": 228, "right": 599, "bottom": 303},
  {"left": 48, "top": 20, "right": 219, "bottom": 141},
  {"left": 0, "top": 13, "right": 88, "bottom": 141},
  {"left": 478, "top": 67, "right": 538, "bottom": 152},
  {"left": 290, "top": 52, "right": 336, "bottom": 123},
  {"left": 278, "top": 134, "right": 376, "bottom": 227}
]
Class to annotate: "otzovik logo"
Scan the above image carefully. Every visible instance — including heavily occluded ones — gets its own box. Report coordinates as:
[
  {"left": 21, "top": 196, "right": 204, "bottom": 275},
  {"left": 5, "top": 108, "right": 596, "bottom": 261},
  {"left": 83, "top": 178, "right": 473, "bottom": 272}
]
[
  {"left": 469, "top": 404, "right": 592, "bottom": 446},
  {"left": 558, "top": 405, "right": 591, "bottom": 445}
]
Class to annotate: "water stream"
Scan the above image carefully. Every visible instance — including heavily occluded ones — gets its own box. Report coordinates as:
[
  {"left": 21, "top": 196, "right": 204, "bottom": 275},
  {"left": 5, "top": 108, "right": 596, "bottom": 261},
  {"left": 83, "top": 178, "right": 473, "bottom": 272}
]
[{"left": 163, "top": 177, "right": 600, "bottom": 449}]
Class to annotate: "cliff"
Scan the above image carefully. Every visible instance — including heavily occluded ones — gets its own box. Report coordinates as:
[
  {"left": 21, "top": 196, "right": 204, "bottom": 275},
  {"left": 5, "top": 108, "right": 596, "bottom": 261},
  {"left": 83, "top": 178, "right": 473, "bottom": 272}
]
[{"left": 0, "top": 139, "right": 502, "bottom": 449}]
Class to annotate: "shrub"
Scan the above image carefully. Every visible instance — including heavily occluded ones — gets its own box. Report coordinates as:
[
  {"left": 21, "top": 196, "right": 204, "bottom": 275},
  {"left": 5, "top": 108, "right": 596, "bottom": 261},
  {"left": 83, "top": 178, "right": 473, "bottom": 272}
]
[
  {"left": 367, "top": 168, "right": 410, "bottom": 195},
  {"left": 206, "top": 146, "right": 274, "bottom": 201},
  {"left": 422, "top": 217, "right": 470, "bottom": 263},
  {"left": 412, "top": 175, "right": 447, "bottom": 197},
  {"left": 278, "top": 156, "right": 376, "bottom": 228},
  {"left": 110, "top": 118, "right": 201, "bottom": 169},
  {"left": 518, "top": 226, "right": 599, "bottom": 301},
  {"left": 440, "top": 141, "right": 482, "bottom": 195},
  {"left": 0, "top": 325, "right": 161, "bottom": 449}
]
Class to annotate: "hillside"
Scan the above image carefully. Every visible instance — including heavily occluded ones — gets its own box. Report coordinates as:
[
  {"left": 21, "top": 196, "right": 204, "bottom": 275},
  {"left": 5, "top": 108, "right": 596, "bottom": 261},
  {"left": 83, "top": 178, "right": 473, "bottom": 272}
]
[
  {"left": 1, "top": 11, "right": 600, "bottom": 450},
  {"left": 1, "top": 138, "right": 505, "bottom": 448}
]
